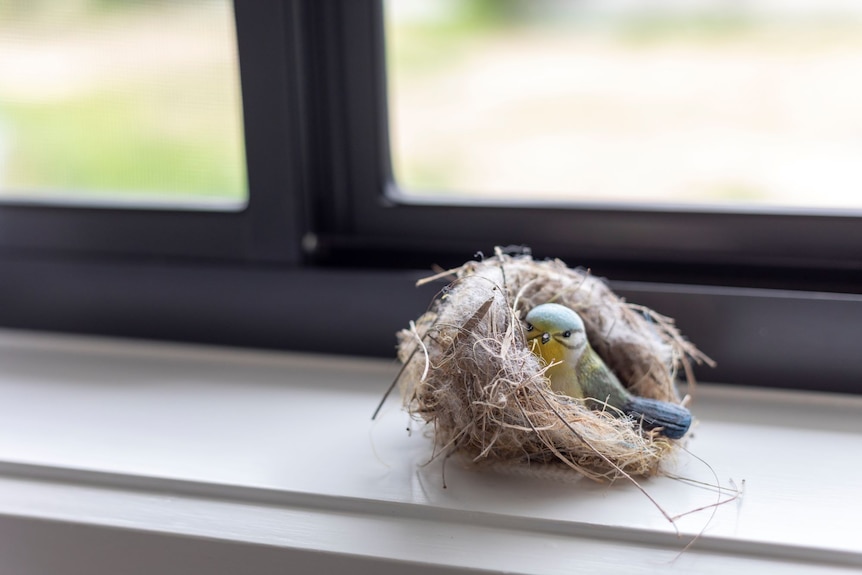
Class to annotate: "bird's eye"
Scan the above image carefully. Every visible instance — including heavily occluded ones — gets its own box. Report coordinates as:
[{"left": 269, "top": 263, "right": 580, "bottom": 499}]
[
  {"left": 563, "top": 331, "right": 572, "bottom": 338},
  {"left": 526, "top": 323, "right": 534, "bottom": 332}
]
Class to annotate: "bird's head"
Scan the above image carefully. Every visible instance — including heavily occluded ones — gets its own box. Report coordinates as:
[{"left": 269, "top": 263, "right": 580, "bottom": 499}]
[{"left": 524, "top": 303, "right": 588, "bottom": 366}]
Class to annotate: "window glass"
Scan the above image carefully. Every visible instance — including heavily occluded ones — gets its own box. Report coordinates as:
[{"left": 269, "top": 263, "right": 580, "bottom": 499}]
[
  {"left": 386, "top": 0, "right": 862, "bottom": 210},
  {"left": 0, "top": 0, "right": 246, "bottom": 208}
]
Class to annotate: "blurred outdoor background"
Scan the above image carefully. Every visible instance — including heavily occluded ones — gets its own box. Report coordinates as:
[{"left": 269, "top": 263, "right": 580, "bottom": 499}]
[
  {"left": 3, "top": 1, "right": 862, "bottom": 210},
  {"left": 386, "top": 0, "right": 862, "bottom": 209},
  {"left": 0, "top": 0, "right": 246, "bottom": 206}
]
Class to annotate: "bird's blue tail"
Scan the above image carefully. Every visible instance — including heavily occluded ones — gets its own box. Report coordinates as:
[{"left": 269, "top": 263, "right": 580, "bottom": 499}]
[{"left": 623, "top": 396, "right": 692, "bottom": 439}]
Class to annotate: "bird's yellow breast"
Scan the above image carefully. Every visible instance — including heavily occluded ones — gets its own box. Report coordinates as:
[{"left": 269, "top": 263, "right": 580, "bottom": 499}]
[
  {"left": 532, "top": 339, "right": 584, "bottom": 398},
  {"left": 533, "top": 339, "right": 566, "bottom": 366}
]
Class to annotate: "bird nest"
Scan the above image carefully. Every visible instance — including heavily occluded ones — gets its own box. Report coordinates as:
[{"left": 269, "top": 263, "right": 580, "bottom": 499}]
[{"left": 395, "top": 249, "right": 713, "bottom": 481}]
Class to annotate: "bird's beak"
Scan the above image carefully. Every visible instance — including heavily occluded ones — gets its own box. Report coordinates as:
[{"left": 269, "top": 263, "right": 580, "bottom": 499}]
[{"left": 541, "top": 332, "right": 550, "bottom": 345}]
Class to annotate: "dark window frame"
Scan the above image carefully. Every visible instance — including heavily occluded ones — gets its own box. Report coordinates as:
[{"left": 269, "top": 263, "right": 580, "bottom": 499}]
[
  {"left": 0, "top": 0, "right": 859, "bottom": 394},
  {"left": 0, "top": 3, "right": 302, "bottom": 264},
  {"left": 312, "top": 1, "right": 862, "bottom": 284}
]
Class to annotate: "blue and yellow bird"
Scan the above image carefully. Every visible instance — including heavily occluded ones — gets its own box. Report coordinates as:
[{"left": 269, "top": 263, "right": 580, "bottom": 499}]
[{"left": 525, "top": 303, "right": 691, "bottom": 439}]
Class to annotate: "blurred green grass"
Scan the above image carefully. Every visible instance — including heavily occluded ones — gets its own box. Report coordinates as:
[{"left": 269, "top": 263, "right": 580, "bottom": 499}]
[
  {"left": 2, "top": 84, "right": 245, "bottom": 201},
  {"left": 0, "top": 0, "right": 246, "bottom": 205}
]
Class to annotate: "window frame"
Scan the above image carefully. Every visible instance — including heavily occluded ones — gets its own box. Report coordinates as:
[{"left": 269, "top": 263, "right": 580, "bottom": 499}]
[
  {"left": 312, "top": 1, "right": 862, "bottom": 282},
  {"left": 0, "top": 3, "right": 303, "bottom": 264}
]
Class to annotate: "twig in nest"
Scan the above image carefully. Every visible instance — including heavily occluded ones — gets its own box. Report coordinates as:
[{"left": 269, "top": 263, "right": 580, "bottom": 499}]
[
  {"left": 416, "top": 266, "right": 462, "bottom": 287},
  {"left": 372, "top": 346, "right": 417, "bottom": 421}
]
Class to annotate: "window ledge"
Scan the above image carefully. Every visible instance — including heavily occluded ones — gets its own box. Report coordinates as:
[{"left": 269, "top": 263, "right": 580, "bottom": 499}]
[{"left": 1, "top": 330, "right": 860, "bottom": 574}]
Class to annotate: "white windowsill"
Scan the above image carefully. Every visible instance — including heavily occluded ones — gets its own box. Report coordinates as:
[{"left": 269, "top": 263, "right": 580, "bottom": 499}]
[{"left": 1, "top": 329, "right": 860, "bottom": 574}]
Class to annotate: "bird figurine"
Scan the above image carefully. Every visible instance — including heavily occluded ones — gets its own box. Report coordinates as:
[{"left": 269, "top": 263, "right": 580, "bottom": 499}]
[{"left": 524, "top": 303, "right": 692, "bottom": 439}]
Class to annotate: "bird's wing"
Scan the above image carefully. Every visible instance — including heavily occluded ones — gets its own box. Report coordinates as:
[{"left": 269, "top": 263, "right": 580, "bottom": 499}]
[{"left": 576, "top": 348, "right": 631, "bottom": 412}]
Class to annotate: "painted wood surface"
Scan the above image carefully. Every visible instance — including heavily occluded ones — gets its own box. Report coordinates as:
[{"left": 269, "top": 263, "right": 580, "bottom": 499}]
[{"left": 0, "top": 330, "right": 859, "bottom": 573}]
